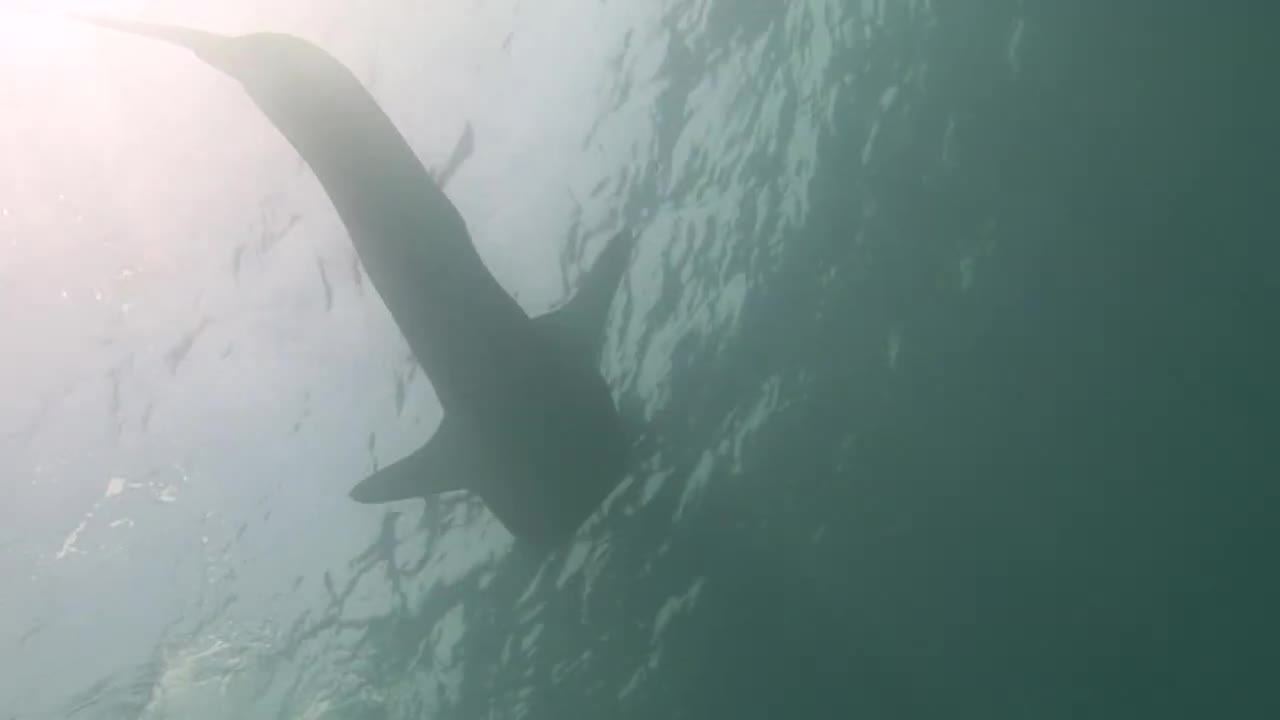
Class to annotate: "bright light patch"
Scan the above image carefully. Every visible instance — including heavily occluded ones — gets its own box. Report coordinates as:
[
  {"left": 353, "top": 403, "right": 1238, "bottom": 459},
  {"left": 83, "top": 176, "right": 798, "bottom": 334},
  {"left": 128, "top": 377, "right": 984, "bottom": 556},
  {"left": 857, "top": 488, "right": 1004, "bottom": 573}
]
[
  {"left": 104, "top": 476, "right": 126, "bottom": 497},
  {"left": 0, "top": 5, "right": 87, "bottom": 60}
]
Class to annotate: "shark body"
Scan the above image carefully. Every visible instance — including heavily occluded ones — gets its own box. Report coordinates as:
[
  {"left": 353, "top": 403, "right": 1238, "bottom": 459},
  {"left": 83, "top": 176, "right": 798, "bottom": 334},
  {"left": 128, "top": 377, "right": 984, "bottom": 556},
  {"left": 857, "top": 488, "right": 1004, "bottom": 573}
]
[{"left": 78, "top": 17, "right": 636, "bottom": 546}]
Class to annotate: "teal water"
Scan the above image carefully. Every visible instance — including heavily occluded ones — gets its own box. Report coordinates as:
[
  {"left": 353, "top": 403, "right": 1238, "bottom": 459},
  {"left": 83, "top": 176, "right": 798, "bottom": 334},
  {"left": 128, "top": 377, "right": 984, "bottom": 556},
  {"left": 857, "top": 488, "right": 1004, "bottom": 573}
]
[{"left": 2, "top": 1, "right": 1275, "bottom": 718}]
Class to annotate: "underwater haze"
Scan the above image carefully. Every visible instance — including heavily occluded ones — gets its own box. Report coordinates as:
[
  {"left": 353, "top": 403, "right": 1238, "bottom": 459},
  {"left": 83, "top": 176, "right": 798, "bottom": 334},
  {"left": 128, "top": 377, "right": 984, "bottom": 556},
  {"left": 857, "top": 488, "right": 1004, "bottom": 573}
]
[{"left": 2, "top": 1, "right": 1275, "bottom": 718}]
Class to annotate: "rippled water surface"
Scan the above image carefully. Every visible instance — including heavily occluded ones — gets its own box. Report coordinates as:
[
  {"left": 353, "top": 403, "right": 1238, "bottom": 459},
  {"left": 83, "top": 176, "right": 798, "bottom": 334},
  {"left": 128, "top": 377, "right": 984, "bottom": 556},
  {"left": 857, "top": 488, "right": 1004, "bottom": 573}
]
[{"left": 3, "top": 1, "right": 1275, "bottom": 718}]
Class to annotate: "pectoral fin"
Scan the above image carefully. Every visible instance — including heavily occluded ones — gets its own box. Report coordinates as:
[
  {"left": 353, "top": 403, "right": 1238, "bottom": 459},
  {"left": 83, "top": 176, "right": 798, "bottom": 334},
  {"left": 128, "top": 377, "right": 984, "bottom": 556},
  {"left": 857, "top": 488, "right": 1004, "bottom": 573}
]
[
  {"left": 534, "top": 229, "right": 637, "bottom": 361},
  {"left": 348, "top": 417, "right": 469, "bottom": 504},
  {"left": 431, "top": 122, "right": 474, "bottom": 190}
]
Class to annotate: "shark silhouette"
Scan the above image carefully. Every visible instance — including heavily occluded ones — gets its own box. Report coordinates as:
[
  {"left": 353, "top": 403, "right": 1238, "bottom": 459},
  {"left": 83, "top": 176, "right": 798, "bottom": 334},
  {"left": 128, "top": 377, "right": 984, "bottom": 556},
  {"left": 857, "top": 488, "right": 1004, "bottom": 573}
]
[{"left": 76, "top": 16, "right": 637, "bottom": 547}]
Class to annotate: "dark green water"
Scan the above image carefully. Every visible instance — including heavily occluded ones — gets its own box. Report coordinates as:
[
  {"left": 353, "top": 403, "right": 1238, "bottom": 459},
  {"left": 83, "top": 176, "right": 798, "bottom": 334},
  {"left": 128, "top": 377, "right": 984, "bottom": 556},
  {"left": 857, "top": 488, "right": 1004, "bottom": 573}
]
[{"left": 4, "top": 1, "right": 1275, "bottom": 718}]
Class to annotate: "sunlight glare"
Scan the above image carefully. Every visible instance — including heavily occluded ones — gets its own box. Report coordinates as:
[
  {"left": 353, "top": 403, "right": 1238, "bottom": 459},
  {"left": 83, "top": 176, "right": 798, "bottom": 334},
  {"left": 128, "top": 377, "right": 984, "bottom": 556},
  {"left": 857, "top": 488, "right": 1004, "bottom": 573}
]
[{"left": 0, "top": 4, "right": 90, "bottom": 61}]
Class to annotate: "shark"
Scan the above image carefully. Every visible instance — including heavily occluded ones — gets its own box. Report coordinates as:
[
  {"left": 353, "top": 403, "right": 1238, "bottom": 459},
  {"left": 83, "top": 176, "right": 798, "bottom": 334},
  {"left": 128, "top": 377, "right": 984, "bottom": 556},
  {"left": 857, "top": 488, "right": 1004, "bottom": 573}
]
[{"left": 74, "top": 15, "right": 637, "bottom": 547}]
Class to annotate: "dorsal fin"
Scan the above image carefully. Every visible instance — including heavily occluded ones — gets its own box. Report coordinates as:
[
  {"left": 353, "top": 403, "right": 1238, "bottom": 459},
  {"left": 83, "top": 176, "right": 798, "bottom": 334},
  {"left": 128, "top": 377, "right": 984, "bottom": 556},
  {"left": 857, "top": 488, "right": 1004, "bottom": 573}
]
[{"left": 534, "top": 229, "right": 636, "bottom": 360}]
